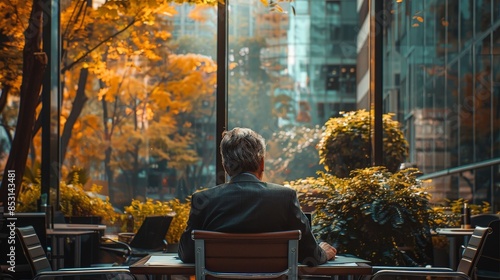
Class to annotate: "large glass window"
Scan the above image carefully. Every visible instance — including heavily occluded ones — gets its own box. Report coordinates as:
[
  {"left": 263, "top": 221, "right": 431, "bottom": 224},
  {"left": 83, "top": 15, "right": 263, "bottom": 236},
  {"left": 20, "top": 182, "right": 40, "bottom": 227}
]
[
  {"left": 383, "top": 0, "right": 500, "bottom": 210},
  {"left": 228, "top": 0, "right": 357, "bottom": 182},
  {"left": 4, "top": 0, "right": 499, "bottom": 234},
  {"left": 0, "top": 0, "right": 360, "bottom": 233},
  {"left": 64, "top": 2, "right": 220, "bottom": 206},
  {"left": 0, "top": 1, "right": 218, "bottom": 230}
]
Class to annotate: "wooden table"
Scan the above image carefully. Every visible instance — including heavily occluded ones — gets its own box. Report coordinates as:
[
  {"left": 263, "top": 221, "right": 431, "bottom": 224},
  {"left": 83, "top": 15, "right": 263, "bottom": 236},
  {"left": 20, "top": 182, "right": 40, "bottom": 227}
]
[
  {"left": 130, "top": 253, "right": 372, "bottom": 280},
  {"left": 435, "top": 228, "right": 475, "bottom": 269}
]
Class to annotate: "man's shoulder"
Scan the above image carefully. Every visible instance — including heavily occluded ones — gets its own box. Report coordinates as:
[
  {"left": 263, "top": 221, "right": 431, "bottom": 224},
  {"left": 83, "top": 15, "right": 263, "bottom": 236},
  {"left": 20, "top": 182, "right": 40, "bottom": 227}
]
[
  {"left": 192, "top": 181, "right": 296, "bottom": 196},
  {"left": 192, "top": 184, "right": 227, "bottom": 197},
  {"left": 264, "top": 182, "right": 296, "bottom": 194}
]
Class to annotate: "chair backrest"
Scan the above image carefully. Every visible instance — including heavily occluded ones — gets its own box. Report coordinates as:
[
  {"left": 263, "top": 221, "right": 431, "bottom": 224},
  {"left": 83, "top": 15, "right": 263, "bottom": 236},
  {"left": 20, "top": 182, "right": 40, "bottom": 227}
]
[
  {"left": 456, "top": 226, "right": 492, "bottom": 276},
  {"left": 129, "top": 215, "right": 173, "bottom": 250},
  {"left": 15, "top": 226, "right": 52, "bottom": 276},
  {"left": 192, "top": 230, "right": 301, "bottom": 280},
  {"left": 476, "top": 220, "right": 500, "bottom": 274},
  {"left": 470, "top": 213, "right": 500, "bottom": 227},
  {"left": 1, "top": 212, "right": 47, "bottom": 264}
]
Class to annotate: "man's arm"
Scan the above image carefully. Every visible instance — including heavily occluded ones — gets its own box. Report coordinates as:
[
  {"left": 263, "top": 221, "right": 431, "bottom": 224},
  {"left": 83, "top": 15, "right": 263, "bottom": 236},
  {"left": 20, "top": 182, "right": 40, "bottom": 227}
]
[
  {"left": 177, "top": 225, "right": 195, "bottom": 263},
  {"left": 177, "top": 196, "right": 200, "bottom": 263},
  {"left": 287, "top": 189, "right": 332, "bottom": 266}
]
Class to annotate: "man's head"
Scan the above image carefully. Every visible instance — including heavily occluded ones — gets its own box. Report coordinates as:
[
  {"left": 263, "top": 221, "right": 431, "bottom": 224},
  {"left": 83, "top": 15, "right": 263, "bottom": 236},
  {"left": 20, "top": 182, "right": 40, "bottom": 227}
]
[{"left": 220, "top": 127, "right": 266, "bottom": 178}]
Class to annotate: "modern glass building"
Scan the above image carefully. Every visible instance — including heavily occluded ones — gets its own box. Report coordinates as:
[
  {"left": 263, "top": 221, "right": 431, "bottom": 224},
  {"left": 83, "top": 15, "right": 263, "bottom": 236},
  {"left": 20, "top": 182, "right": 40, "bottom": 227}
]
[{"left": 362, "top": 0, "right": 500, "bottom": 210}]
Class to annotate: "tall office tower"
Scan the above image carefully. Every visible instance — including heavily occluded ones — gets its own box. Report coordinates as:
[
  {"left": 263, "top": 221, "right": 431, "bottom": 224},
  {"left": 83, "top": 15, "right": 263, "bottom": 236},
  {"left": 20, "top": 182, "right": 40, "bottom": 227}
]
[
  {"left": 361, "top": 0, "right": 500, "bottom": 210},
  {"left": 287, "top": 0, "right": 358, "bottom": 125}
]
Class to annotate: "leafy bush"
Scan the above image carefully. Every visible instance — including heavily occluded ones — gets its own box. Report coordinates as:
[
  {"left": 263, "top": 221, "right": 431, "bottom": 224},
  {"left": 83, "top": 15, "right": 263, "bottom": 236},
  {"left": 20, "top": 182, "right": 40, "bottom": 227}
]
[
  {"left": 289, "top": 167, "right": 435, "bottom": 266},
  {"left": 265, "top": 125, "right": 323, "bottom": 183},
  {"left": 123, "top": 198, "right": 190, "bottom": 244},
  {"left": 318, "top": 110, "right": 408, "bottom": 177},
  {"left": 287, "top": 111, "right": 495, "bottom": 265},
  {"left": 17, "top": 180, "right": 119, "bottom": 225},
  {"left": 431, "top": 198, "right": 491, "bottom": 228}
]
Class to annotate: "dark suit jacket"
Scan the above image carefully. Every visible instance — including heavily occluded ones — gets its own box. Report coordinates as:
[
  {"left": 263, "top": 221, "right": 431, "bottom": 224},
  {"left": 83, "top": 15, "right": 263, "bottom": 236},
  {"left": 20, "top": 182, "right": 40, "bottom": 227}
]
[{"left": 178, "top": 173, "right": 328, "bottom": 266}]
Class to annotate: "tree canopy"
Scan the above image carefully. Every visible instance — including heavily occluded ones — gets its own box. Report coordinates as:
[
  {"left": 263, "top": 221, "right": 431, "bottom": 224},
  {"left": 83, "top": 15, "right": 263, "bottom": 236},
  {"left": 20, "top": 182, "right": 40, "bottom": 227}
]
[{"left": 0, "top": 0, "right": 285, "bottom": 207}]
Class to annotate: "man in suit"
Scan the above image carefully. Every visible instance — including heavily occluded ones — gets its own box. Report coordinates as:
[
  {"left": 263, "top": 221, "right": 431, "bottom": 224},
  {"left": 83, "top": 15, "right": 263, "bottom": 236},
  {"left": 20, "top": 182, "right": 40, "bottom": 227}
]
[{"left": 178, "top": 127, "right": 336, "bottom": 265}]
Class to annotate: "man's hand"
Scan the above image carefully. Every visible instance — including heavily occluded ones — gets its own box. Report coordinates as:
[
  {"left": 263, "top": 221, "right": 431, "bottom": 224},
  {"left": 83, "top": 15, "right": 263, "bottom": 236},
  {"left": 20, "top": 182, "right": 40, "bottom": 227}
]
[{"left": 319, "top": 242, "right": 337, "bottom": 260}]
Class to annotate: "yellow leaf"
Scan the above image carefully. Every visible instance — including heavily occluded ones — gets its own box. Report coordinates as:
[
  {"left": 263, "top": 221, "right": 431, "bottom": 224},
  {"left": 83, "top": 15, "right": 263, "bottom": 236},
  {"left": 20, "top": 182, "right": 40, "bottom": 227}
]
[
  {"left": 229, "top": 62, "right": 238, "bottom": 70},
  {"left": 274, "top": 5, "right": 284, "bottom": 13},
  {"left": 116, "top": 46, "right": 128, "bottom": 54},
  {"left": 97, "top": 88, "right": 109, "bottom": 100},
  {"left": 413, "top": 16, "right": 424, "bottom": 22}
]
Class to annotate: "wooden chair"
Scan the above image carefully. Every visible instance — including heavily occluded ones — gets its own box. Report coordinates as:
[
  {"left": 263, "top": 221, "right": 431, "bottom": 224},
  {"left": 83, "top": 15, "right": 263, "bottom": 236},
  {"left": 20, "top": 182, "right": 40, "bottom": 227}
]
[
  {"left": 0, "top": 212, "right": 48, "bottom": 279},
  {"left": 15, "top": 226, "right": 136, "bottom": 280},
  {"left": 192, "top": 230, "right": 301, "bottom": 280},
  {"left": 471, "top": 214, "right": 500, "bottom": 227},
  {"left": 370, "top": 226, "right": 492, "bottom": 280}
]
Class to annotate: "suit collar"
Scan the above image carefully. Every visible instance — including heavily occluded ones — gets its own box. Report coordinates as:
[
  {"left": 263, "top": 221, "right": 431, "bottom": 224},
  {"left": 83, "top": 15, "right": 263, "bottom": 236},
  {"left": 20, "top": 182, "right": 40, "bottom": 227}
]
[{"left": 229, "top": 172, "right": 261, "bottom": 183}]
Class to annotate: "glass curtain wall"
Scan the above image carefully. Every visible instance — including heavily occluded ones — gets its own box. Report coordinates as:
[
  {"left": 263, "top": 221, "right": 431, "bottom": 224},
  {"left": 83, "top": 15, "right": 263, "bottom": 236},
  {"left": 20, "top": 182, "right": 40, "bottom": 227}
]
[
  {"left": 227, "top": 0, "right": 358, "bottom": 184},
  {"left": 0, "top": 0, "right": 358, "bottom": 233},
  {"left": 0, "top": 1, "right": 219, "bottom": 219},
  {"left": 60, "top": 1, "right": 221, "bottom": 208},
  {"left": 382, "top": 0, "right": 500, "bottom": 211}
]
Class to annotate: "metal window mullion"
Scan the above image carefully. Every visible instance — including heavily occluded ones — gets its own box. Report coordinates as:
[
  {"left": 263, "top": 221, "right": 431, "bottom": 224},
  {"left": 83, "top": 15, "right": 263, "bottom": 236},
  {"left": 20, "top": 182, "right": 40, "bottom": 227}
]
[{"left": 216, "top": 0, "right": 228, "bottom": 184}]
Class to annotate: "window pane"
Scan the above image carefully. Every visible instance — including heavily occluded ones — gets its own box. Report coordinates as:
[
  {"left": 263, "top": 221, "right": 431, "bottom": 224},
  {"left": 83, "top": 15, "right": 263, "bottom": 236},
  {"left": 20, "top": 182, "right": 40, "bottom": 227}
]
[
  {"left": 63, "top": 2, "right": 216, "bottom": 231},
  {"left": 228, "top": 0, "right": 358, "bottom": 184}
]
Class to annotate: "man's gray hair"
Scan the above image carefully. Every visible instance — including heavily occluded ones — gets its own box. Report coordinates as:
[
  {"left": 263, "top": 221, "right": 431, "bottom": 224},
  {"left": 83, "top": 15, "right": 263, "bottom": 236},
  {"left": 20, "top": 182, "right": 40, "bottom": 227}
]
[{"left": 220, "top": 127, "right": 266, "bottom": 177}]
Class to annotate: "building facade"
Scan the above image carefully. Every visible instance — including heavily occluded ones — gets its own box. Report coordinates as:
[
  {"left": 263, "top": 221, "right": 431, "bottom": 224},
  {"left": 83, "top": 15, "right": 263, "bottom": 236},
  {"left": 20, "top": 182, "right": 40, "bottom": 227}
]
[
  {"left": 358, "top": 0, "right": 500, "bottom": 210},
  {"left": 288, "top": 0, "right": 358, "bottom": 125}
]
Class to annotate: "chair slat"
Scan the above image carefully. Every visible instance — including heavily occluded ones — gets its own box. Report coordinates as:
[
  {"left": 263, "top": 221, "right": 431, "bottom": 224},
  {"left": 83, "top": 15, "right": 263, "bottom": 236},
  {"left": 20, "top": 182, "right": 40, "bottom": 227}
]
[
  {"left": 206, "top": 257, "right": 288, "bottom": 272},
  {"left": 16, "top": 226, "right": 52, "bottom": 275},
  {"left": 205, "top": 242, "right": 287, "bottom": 258},
  {"left": 457, "top": 226, "right": 491, "bottom": 276},
  {"left": 467, "top": 234, "right": 483, "bottom": 247}
]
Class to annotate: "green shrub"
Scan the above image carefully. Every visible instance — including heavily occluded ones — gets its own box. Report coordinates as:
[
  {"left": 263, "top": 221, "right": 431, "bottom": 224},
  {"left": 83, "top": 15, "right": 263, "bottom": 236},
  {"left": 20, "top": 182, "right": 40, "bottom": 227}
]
[
  {"left": 318, "top": 110, "right": 408, "bottom": 178},
  {"left": 289, "top": 167, "right": 435, "bottom": 266}
]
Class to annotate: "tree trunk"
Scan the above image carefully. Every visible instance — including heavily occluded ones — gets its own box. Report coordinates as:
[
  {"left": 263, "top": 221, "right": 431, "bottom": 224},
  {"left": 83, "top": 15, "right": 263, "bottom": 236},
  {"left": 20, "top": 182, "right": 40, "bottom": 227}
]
[
  {"left": 101, "top": 96, "right": 115, "bottom": 203},
  {"left": 60, "top": 68, "right": 89, "bottom": 161},
  {"left": 0, "top": 0, "right": 47, "bottom": 208},
  {"left": 0, "top": 85, "right": 14, "bottom": 146}
]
